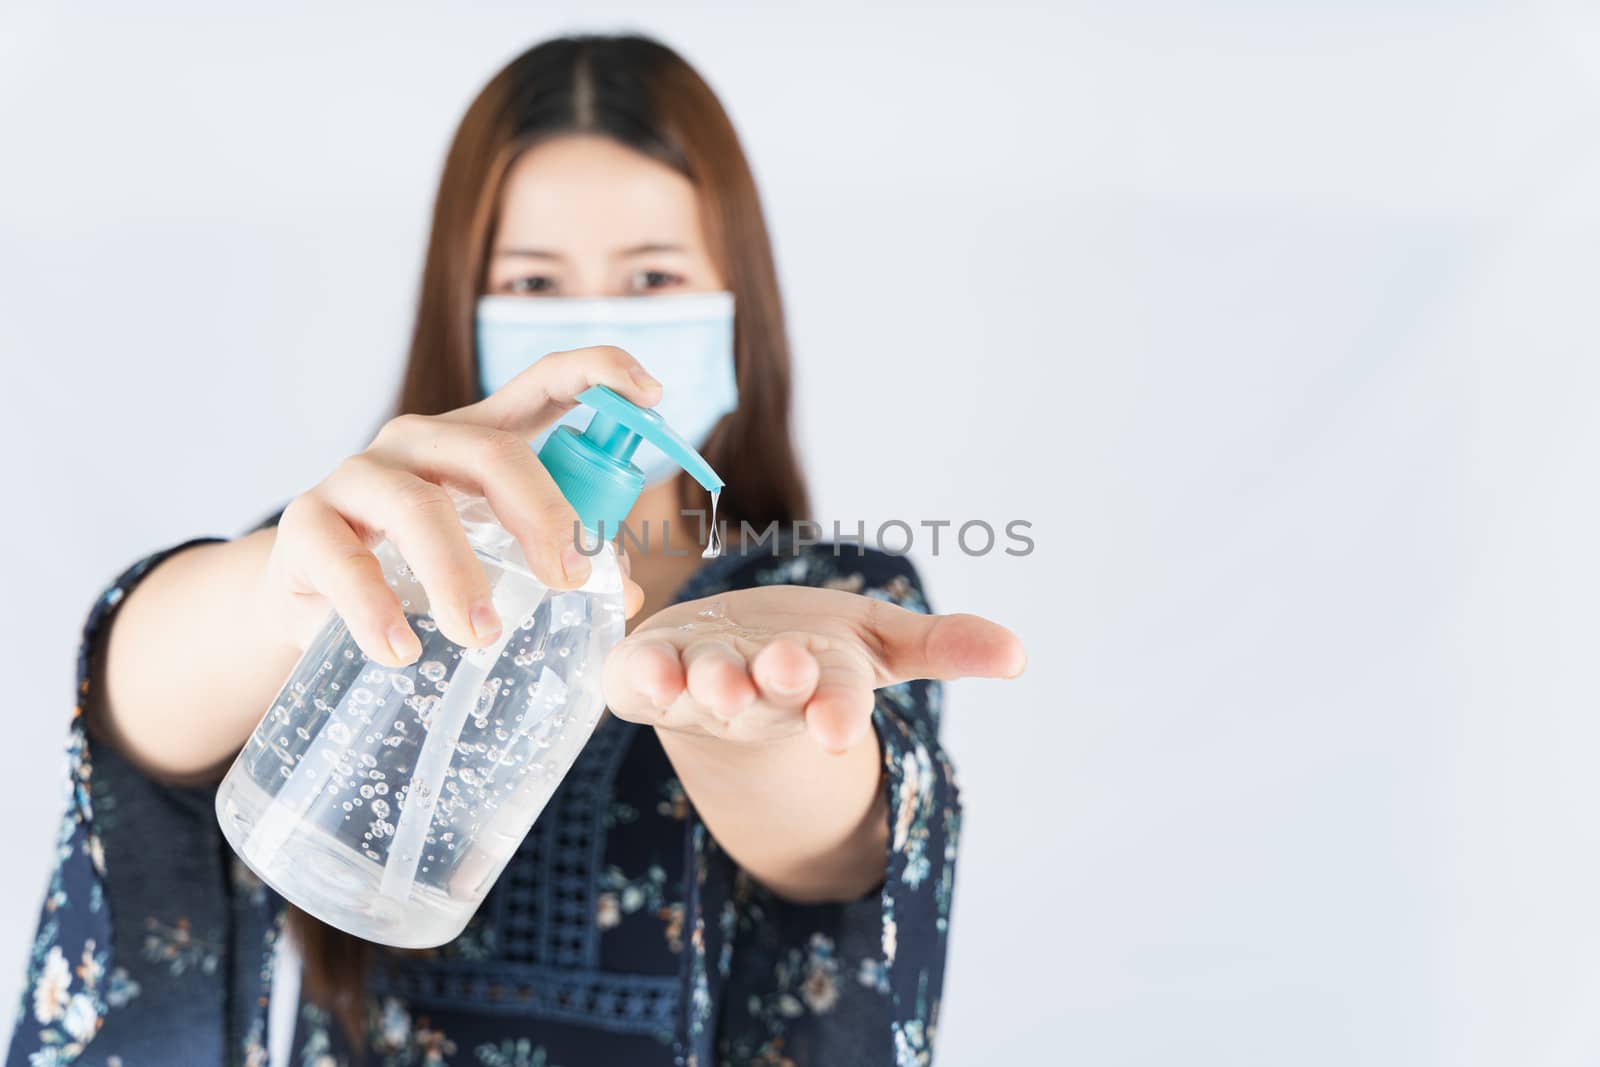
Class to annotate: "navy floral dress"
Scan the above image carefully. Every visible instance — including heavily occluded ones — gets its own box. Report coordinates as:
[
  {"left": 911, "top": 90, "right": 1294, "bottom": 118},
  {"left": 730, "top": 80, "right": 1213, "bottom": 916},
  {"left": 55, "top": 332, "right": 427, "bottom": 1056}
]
[{"left": 6, "top": 521, "right": 960, "bottom": 1067}]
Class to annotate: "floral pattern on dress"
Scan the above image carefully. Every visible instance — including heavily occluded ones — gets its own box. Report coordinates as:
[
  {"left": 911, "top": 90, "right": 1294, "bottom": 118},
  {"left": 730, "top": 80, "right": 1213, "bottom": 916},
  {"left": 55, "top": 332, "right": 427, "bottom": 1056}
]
[{"left": 6, "top": 536, "right": 960, "bottom": 1066}]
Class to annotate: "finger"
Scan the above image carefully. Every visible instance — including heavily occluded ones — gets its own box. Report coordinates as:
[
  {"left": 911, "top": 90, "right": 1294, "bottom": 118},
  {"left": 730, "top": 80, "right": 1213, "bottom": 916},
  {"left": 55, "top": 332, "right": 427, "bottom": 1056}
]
[
  {"left": 749, "top": 636, "right": 821, "bottom": 707},
  {"left": 367, "top": 416, "right": 592, "bottom": 591},
  {"left": 447, "top": 345, "right": 663, "bottom": 438},
  {"left": 316, "top": 456, "right": 498, "bottom": 650},
  {"left": 615, "top": 545, "right": 645, "bottom": 619},
  {"left": 805, "top": 647, "right": 877, "bottom": 754},
  {"left": 682, "top": 638, "right": 757, "bottom": 721},
  {"left": 623, "top": 577, "right": 646, "bottom": 620},
  {"left": 282, "top": 496, "right": 421, "bottom": 667},
  {"left": 864, "top": 601, "right": 1028, "bottom": 685},
  {"left": 603, "top": 638, "right": 686, "bottom": 719}
]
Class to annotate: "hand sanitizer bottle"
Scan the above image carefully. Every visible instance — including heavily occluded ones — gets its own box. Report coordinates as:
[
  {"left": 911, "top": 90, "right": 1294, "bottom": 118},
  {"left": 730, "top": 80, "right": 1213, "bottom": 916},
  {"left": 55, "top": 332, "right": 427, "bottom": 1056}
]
[{"left": 216, "top": 386, "right": 725, "bottom": 948}]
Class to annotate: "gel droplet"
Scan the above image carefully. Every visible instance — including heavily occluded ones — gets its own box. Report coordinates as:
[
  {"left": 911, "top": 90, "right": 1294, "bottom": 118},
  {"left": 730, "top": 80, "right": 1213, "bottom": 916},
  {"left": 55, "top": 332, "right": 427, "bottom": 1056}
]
[{"left": 703, "top": 488, "right": 723, "bottom": 558}]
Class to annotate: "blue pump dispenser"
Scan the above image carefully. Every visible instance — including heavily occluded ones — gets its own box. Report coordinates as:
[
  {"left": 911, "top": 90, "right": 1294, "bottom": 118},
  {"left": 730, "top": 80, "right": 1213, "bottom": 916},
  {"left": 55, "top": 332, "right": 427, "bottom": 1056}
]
[{"left": 537, "top": 386, "right": 724, "bottom": 535}]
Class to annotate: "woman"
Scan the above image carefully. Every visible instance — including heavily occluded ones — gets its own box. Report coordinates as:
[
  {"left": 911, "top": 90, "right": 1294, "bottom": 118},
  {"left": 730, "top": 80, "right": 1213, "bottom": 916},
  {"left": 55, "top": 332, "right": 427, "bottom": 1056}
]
[{"left": 8, "top": 34, "right": 1023, "bottom": 1067}]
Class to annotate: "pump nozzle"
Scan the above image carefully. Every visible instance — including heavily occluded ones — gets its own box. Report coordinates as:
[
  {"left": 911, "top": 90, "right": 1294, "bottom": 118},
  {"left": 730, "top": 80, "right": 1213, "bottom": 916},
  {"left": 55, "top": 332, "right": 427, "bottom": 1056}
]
[{"left": 537, "top": 385, "right": 725, "bottom": 534}]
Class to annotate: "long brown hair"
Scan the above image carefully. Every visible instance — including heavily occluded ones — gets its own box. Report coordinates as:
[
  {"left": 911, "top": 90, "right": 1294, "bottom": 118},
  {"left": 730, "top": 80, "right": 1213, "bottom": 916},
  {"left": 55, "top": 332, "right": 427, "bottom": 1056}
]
[{"left": 290, "top": 33, "right": 810, "bottom": 1040}]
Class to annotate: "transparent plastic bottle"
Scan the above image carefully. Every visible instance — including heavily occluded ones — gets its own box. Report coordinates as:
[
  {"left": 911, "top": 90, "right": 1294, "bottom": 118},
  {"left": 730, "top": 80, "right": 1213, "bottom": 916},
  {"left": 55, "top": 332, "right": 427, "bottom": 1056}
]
[{"left": 216, "top": 386, "right": 723, "bottom": 947}]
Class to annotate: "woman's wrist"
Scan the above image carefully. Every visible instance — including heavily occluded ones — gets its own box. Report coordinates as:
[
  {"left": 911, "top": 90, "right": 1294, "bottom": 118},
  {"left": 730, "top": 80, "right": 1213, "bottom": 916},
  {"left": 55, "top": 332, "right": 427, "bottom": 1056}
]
[{"left": 654, "top": 719, "right": 890, "bottom": 903}]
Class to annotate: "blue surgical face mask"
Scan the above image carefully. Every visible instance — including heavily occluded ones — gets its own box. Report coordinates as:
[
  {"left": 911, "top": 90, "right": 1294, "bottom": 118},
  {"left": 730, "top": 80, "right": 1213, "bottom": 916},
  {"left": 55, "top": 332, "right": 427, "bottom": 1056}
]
[{"left": 475, "top": 291, "right": 738, "bottom": 486}]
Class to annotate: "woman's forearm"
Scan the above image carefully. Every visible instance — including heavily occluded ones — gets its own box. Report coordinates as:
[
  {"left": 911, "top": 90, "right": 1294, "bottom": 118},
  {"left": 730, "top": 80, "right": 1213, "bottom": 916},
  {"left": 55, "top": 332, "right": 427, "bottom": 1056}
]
[
  {"left": 656, "top": 724, "right": 889, "bottom": 903},
  {"left": 93, "top": 528, "right": 302, "bottom": 783}
]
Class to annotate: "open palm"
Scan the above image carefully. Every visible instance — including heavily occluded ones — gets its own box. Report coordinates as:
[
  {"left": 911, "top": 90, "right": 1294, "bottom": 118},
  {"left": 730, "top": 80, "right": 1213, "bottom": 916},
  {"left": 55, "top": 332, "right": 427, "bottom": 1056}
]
[{"left": 602, "top": 585, "right": 1026, "bottom": 751}]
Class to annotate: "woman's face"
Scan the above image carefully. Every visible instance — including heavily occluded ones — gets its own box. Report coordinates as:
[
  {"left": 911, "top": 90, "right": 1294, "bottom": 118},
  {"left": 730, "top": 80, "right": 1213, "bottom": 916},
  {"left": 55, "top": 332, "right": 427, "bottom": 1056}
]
[{"left": 485, "top": 134, "right": 727, "bottom": 299}]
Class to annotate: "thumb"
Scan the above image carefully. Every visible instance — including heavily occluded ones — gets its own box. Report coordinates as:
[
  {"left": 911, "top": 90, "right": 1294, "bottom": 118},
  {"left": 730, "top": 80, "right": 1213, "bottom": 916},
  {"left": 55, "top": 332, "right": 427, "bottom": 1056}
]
[{"left": 869, "top": 602, "right": 1027, "bottom": 685}]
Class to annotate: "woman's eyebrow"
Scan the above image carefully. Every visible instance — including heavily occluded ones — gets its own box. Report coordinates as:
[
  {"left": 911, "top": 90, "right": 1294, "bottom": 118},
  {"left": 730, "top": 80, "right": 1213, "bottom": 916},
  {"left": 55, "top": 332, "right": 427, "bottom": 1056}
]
[
  {"left": 494, "top": 246, "right": 562, "bottom": 259},
  {"left": 493, "top": 243, "right": 686, "bottom": 259},
  {"left": 616, "top": 242, "right": 686, "bottom": 257}
]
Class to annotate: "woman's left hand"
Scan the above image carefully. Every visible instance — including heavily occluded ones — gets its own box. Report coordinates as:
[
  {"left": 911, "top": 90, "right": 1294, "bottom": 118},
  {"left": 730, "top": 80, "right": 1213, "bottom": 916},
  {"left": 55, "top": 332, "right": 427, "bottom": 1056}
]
[{"left": 602, "top": 585, "right": 1026, "bottom": 752}]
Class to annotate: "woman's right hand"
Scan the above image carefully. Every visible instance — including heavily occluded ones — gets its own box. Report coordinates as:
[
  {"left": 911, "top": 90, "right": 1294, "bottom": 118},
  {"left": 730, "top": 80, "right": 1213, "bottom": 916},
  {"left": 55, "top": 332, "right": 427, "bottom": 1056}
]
[{"left": 261, "top": 345, "right": 660, "bottom": 667}]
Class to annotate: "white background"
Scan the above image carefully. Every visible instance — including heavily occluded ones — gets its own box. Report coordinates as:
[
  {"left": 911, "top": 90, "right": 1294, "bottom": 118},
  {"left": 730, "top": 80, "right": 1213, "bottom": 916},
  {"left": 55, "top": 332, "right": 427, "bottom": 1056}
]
[{"left": 2, "top": 3, "right": 1599, "bottom": 1064}]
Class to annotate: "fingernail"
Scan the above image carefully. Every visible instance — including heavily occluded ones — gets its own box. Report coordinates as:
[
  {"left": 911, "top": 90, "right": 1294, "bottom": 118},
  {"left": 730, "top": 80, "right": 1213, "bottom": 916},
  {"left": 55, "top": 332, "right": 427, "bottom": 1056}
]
[
  {"left": 630, "top": 366, "right": 661, "bottom": 392},
  {"left": 469, "top": 600, "right": 502, "bottom": 643},
  {"left": 562, "top": 542, "right": 592, "bottom": 584},
  {"left": 388, "top": 621, "right": 421, "bottom": 662}
]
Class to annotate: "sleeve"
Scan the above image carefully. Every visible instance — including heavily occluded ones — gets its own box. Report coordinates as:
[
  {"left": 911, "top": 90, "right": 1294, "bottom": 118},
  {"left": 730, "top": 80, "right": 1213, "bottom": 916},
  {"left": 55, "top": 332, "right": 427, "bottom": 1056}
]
[
  {"left": 5, "top": 537, "right": 281, "bottom": 1067},
  {"left": 677, "top": 547, "right": 960, "bottom": 1067}
]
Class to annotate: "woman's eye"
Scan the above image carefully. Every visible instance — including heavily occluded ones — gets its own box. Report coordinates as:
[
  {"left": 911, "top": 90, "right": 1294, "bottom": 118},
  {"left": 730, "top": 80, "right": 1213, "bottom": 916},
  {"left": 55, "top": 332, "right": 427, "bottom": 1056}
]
[
  {"left": 506, "top": 275, "right": 557, "bottom": 294},
  {"left": 631, "top": 269, "right": 684, "bottom": 292}
]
